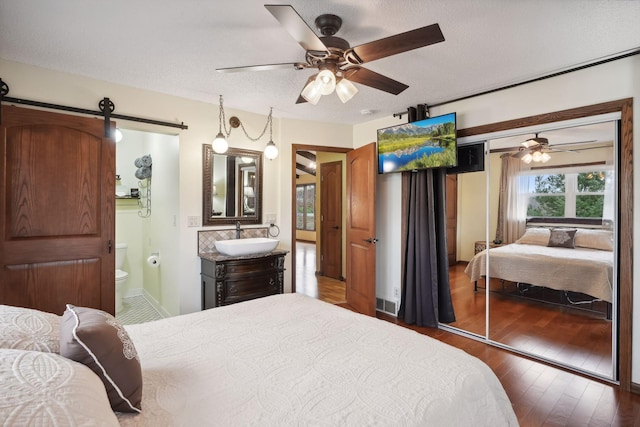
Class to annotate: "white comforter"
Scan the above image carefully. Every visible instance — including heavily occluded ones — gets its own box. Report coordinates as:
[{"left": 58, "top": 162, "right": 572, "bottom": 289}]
[
  {"left": 118, "top": 293, "right": 517, "bottom": 426},
  {"left": 465, "top": 243, "right": 613, "bottom": 303}
]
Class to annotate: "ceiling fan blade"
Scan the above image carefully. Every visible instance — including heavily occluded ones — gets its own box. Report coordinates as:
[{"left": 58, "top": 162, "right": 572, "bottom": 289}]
[
  {"left": 347, "top": 23, "right": 445, "bottom": 64},
  {"left": 216, "top": 62, "right": 305, "bottom": 73},
  {"left": 344, "top": 67, "right": 408, "bottom": 95},
  {"left": 265, "top": 5, "right": 328, "bottom": 53}
]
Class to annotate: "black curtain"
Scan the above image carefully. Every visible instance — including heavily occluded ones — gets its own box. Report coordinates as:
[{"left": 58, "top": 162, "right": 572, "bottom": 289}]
[{"left": 397, "top": 168, "right": 456, "bottom": 327}]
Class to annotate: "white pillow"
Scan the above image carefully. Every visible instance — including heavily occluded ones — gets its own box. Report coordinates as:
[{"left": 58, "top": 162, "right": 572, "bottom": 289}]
[
  {"left": 575, "top": 228, "right": 614, "bottom": 251},
  {"left": 0, "top": 349, "right": 120, "bottom": 426},
  {"left": 0, "top": 305, "right": 60, "bottom": 353},
  {"left": 515, "top": 227, "right": 550, "bottom": 246}
]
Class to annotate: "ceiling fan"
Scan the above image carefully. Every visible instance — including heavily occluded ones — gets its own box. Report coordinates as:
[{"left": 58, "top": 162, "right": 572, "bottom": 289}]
[
  {"left": 216, "top": 4, "right": 445, "bottom": 104},
  {"left": 512, "top": 133, "right": 589, "bottom": 164}
]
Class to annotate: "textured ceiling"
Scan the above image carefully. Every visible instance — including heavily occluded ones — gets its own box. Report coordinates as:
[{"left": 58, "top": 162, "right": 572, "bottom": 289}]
[{"left": 1, "top": 1, "right": 639, "bottom": 125}]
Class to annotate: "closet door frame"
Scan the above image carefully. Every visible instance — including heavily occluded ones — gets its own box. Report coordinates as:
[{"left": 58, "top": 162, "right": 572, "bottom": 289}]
[{"left": 450, "top": 99, "right": 633, "bottom": 391}]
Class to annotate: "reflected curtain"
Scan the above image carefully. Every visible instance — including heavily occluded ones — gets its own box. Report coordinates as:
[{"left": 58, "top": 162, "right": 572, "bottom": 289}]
[
  {"left": 495, "top": 154, "right": 528, "bottom": 243},
  {"left": 398, "top": 169, "right": 455, "bottom": 328},
  {"left": 602, "top": 169, "right": 615, "bottom": 228}
]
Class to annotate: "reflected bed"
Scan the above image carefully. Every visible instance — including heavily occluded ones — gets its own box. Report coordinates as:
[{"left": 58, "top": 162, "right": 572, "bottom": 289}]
[{"left": 465, "top": 239, "right": 613, "bottom": 303}]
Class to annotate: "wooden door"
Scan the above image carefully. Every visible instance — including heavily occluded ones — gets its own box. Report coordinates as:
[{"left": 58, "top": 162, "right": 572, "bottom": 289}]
[
  {"left": 0, "top": 106, "right": 115, "bottom": 315},
  {"left": 445, "top": 174, "right": 457, "bottom": 265},
  {"left": 320, "top": 161, "right": 342, "bottom": 279},
  {"left": 346, "top": 143, "right": 376, "bottom": 316}
]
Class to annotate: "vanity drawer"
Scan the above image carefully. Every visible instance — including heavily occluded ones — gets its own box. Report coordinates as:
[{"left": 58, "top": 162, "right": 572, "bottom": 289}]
[
  {"left": 219, "top": 272, "right": 281, "bottom": 305},
  {"left": 200, "top": 253, "right": 286, "bottom": 309}
]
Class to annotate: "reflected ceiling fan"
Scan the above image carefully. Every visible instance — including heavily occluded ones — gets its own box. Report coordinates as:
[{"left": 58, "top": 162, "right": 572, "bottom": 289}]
[
  {"left": 216, "top": 4, "right": 445, "bottom": 104},
  {"left": 512, "top": 133, "right": 590, "bottom": 164}
]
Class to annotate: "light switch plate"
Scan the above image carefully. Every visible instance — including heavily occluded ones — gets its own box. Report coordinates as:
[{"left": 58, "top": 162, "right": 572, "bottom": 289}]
[{"left": 187, "top": 216, "right": 200, "bottom": 227}]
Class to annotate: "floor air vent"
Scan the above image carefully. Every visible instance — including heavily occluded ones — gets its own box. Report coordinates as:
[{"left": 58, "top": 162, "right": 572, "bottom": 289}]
[{"left": 376, "top": 298, "right": 397, "bottom": 316}]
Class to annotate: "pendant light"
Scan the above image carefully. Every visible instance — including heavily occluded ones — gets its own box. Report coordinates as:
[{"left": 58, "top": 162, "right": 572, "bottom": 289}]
[
  {"left": 212, "top": 95, "right": 229, "bottom": 154},
  {"left": 212, "top": 95, "right": 279, "bottom": 159}
]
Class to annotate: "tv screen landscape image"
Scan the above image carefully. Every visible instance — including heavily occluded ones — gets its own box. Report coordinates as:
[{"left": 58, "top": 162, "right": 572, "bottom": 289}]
[{"left": 377, "top": 112, "right": 457, "bottom": 174}]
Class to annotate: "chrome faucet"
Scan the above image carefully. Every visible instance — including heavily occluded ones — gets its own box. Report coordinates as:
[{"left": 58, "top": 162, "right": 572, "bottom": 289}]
[{"left": 235, "top": 221, "right": 242, "bottom": 239}]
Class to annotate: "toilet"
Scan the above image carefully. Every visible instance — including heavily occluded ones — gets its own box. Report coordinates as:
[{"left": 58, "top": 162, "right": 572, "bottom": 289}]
[{"left": 115, "top": 243, "right": 129, "bottom": 313}]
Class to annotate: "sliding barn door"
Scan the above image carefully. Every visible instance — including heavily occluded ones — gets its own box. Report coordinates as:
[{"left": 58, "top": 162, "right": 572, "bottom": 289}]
[{"left": 0, "top": 105, "right": 115, "bottom": 314}]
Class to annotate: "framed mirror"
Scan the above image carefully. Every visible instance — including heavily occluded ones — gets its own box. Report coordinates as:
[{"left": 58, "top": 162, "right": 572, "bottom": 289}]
[{"left": 202, "top": 145, "right": 263, "bottom": 226}]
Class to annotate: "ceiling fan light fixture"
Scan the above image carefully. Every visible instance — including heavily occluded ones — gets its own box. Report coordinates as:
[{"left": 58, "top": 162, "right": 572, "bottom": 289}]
[
  {"left": 541, "top": 152, "right": 551, "bottom": 163},
  {"left": 522, "top": 153, "right": 533, "bottom": 164},
  {"left": 522, "top": 139, "right": 538, "bottom": 149},
  {"left": 301, "top": 78, "right": 322, "bottom": 104},
  {"left": 532, "top": 150, "right": 543, "bottom": 162},
  {"left": 335, "top": 77, "right": 358, "bottom": 103},
  {"left": 316, "top": 68, "right": 336, "bottom": 95}
]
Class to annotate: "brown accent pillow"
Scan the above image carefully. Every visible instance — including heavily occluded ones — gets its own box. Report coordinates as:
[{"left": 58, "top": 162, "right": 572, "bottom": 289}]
[
  {"left": 60, "top": 305, "right": 142, "bottom": 413},
  {"left": 548, "top": 228, "right": 577, "bottom": 248}
]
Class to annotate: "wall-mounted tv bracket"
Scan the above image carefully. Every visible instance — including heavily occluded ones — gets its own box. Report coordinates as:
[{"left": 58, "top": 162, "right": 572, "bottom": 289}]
[
  {"left": 393, "top": 103, "right": 430, "bottom": 122},
  {"left": 0, "top": 78, "right": 189, "bottom": 137}
]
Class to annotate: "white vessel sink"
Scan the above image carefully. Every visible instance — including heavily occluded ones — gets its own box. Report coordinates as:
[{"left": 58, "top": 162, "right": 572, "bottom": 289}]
[{"left": 215, "top": 237, "right": 279, "bottom": 256}]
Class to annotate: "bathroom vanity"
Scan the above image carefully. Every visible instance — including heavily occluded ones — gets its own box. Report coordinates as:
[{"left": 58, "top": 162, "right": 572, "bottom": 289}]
[{"left": 200, "top": 250, "right": 287, "bottom": 309}]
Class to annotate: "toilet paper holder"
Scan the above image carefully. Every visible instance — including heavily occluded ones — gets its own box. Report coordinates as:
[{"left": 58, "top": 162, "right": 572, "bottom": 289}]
[{"left": 147, "top": 252, "right": 160, "bottom": 267}]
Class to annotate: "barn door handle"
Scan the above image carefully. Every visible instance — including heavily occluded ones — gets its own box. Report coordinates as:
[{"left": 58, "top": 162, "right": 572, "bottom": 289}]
[
  {"left": 332, "top": 226, "right": 340, "bottom": 229},
  {"left": 364, "top": 238, "right": 379, "bottom": 244}
]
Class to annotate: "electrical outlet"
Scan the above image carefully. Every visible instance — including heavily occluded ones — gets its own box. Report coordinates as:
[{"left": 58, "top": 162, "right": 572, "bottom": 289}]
[
  {"left": 187, "top": 216, "right": 200, "bottom": 227},
  {"left": 266, "top": 213, "right": 276, "bottom": 224}
]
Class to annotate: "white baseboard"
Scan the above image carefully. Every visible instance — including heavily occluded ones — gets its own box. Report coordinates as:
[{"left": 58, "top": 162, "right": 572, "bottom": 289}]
[{"left": 141, "top": 289, "right": 171, "bottom": 319}]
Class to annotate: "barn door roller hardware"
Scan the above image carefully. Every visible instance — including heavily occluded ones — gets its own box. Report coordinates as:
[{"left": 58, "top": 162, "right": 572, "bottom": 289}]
[{"left": 0, "top": 78, "right": 188, "bottom": 137}]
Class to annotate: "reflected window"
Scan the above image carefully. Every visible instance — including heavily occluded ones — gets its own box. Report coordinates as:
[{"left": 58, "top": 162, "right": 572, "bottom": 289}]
[
  {"left": 296, "top": 184, "right": 316, "bottom": 231},
  {"left": 522, "top": 169, "right": 611, "bottom": 218}
]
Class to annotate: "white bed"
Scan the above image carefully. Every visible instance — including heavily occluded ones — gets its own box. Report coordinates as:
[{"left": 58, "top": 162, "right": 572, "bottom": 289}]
[
  {"left": 1, "top": 294, "right": 518, "bottom": 426},
  {"left": 465, "top": 243, "right": 613, "bottom": 303},
  {"left": 115, "top": 294, "right": 517, "bottom": 426}
]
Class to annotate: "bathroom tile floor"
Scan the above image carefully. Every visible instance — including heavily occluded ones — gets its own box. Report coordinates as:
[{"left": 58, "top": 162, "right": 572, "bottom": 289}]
[{"left": 117, "top": 295, "right": 164, "bottom": 325}]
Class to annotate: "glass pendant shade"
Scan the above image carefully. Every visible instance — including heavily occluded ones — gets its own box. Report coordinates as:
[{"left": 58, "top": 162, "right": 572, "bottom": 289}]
[
  {"left": 212, "top": 132, "right": 228, "bottom": 154},
  {"left": 541, "top": 152, "right": 551, "bottom": 163},
  {"left": 532, "top": 151, "right": 542, "bottom": 162},
  {"left": 522, "top": 153, "right": 533, "bottom": 164},
  {"left": 301, "top": 79, "right": 322, "bottom": 104},
  {"left": 335, "top": 78, "right": 358, "bottom": 103},
  {"left": 264, "top": 140, "right": 278, "bottom": 160},
  {"left": 316, "top": 69, "right": 336, "bottom": 95}
]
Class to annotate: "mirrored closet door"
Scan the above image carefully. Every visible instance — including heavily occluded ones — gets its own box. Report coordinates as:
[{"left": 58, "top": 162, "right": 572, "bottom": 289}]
[{"left": 445, "top": 104, "right": 628, "bottom": 383}]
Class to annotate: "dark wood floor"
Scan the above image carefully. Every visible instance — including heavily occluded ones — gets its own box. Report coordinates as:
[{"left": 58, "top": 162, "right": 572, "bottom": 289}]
[
  {"left": 295, "top": 241, "right": 640, "bottom": 426},
  {"left": 295, "top": 241, "right": 346, "bottom": 304},
  {"left": 448, "top": 262, "right": 612, "bottom": 378}
]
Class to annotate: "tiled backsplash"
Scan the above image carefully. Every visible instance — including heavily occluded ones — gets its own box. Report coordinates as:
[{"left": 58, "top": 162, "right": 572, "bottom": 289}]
[{"left": 198, "top": 228, "right": 268, "bottom": 253}]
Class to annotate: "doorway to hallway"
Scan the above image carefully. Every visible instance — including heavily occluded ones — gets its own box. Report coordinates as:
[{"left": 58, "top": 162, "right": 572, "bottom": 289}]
[{"left": 295, "top": 241, "right": 346, "bottom": 304}]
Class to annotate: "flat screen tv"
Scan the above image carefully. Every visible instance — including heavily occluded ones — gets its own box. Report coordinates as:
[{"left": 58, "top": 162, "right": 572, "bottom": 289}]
[
  {"left": 447, "top": 142, "right": 485, "bottom": 174},
  {"left": 377, "top": 112, "right": 457, "bottom": 174}
]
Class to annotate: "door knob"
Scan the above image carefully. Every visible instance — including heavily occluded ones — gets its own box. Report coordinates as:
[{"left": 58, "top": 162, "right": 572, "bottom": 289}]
[{"left": 364, "top": 238, "right": 379, "bottom": 244}]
